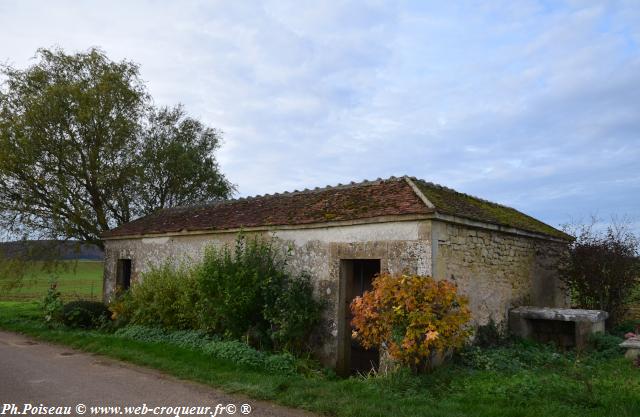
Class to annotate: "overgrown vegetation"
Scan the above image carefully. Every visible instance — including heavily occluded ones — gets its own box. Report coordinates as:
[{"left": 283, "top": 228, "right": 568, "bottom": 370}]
[
  {"left": 41, "top": 278, "right": 63, "bottom": 324},
  {"left": 62, "top": 300, "right": 111, "bottom": 329},
  {"left": 561, "top": 219, "right": 640, "bottom": 325},
  {"left": 351, "top": 273, "right": 471, "bottom": 372},
  {"left": 113, "top": 325, "right": 298, "bottom": 375},
  {"left": 112, "top": 262, "right": 200, "bottom": 330},
  {"left": 114, "top": 236, "right": 323, "bottom": 353},
  {"left": 1, "top": 301, "right": 638, "bottom": 417},
  {"left": 196, "top": 237, "right": 323, "bottom": 351}
]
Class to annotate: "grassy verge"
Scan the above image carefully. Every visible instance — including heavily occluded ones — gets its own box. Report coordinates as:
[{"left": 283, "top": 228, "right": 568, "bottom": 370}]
[
  {"left": 0, "top": 260, "right": 103, "bottom": 301},
  {"left": 1, "top": 301, "right": 639, "bottom": 417}
]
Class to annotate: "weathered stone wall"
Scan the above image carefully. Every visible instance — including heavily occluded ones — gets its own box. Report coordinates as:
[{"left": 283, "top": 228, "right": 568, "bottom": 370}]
[
  {"left": 103, "top": 220, "right": 432, "bottom": 367},
  {"left": 432, "top": 220, "right": 568, "bottom": 328}
]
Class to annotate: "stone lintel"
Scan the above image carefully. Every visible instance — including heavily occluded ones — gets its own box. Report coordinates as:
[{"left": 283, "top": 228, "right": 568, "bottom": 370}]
[{"left": 510, "top": 306, "right": 608, "bottom": 323}]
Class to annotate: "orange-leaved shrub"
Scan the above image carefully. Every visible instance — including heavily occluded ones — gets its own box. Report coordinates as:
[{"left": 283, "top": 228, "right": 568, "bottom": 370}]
[{"left": 350, "top": 273, "right": 471, "bottom": 372}]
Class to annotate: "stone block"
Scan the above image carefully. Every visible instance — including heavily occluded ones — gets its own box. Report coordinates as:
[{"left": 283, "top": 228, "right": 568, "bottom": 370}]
[
  {"left": 620, "top": 338, "right": 640, "bottom": 360},
  {"left": 509, "top": 307, "right": 608, "bottom": 349}
]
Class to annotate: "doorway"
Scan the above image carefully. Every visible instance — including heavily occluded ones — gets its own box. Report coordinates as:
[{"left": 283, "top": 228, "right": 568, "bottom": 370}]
[
  {"left": 116, "top": 259, "right": 132, "bottom": 290},
  {"left": 338, "top": 259, "right": 381, "bottom": 375}
]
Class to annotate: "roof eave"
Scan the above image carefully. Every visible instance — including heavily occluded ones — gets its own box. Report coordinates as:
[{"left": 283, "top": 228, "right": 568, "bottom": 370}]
[
  {"left": 100, "top": 212, "right": 436, "bottom": 241},
  {"left": 431, "top": 212, "right": 572, "bottom": 242}
]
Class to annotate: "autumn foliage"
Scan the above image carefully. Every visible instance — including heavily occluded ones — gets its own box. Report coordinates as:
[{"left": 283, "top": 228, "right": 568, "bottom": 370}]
[{"left": 351, "top": 273, "right": 471, "bottom": 371}]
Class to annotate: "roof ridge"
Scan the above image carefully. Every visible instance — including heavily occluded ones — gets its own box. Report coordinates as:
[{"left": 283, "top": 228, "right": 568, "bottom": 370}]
[
  {"left": 403, "top": 176, "right": 435, "bottom": 209},
  {"left": 163, "top": 176, "right": 408, "bottom": 211},
  {"left": 410, "top": 177, "right": 520, "bottom": 212}
]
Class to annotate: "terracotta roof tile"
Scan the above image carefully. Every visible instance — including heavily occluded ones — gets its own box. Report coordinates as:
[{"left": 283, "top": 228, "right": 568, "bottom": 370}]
[
  {"left": 102, "top": 177, "right": 430, "bottom": 238},
  {"left": 102, "top": 176, "right": 571, "bottom": 240}
]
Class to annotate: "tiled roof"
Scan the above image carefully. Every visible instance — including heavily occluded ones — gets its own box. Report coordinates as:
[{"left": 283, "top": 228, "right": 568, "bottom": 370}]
[
  {"left": 412, "top": 180, "right": 571, "bottom": 240},
  {"left": 102, "top": 176, "right": 571, "bottom": 240},
  {"left": 102, "top": 177, "right": 429, "bottom": 238}
]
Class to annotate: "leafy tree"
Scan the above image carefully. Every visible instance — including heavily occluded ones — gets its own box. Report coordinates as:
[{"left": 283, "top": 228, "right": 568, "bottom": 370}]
[
  {"left": 138, "top": 106, "right": 231, "bottom": 213},
  {"left": 560, "top": 219, "right": 640, "bottom": 325},
  {"left": 0, "top": 48, "right": 233, "bottom": 248}
]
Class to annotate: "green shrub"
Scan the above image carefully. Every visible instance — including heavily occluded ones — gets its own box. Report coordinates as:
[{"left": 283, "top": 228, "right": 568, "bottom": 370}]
[
  {"left": 459, "top": 340, "right": 571, "bottom": 372},
  {"left": 42, "top": 278, "right": 63, "bottom": 325},
  {"left": 264, "top": 352, "right": 297, "bottom": 374},
  {"left": 203, "top": 340, "right": 266, "bottom": 368},
  {"left": 196, "top": 235, "right": 322, "bottom": 350},
  {"left": 196, "top": 236, "right": 286, "bottom": 341},
  {"left": 263, "top": 271, "right": 323, "bottom": 351},
  {"left": 474, "top": 318, "right": 507, "bottom": 348},
  {"left": 587, "top": 332, "right": 624, "bottom": 359},
  {"left": 62, "top": 300, "right": 111, "bottom": 329},
  {"left": 112, "top": 236, "right": 322, "bottom": 353},
  {"left": 611, "top": 319, "right": 640, "bottom": 338},
  {"left": 117, "top": 262, "right": 200, "bottom": 330},
  {"left": 165, "top": 329, "right": 218, "bottom": 349}
]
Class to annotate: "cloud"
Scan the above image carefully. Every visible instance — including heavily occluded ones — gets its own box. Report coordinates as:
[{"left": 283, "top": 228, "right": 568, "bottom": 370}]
[{"left": 0, "top": 0, "right": 638, "bottom": 231}]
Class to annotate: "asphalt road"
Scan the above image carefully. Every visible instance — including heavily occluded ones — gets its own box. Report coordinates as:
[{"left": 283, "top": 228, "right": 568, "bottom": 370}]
[{"left": 0, "top": 331, "right": 315, "bottom": 417}]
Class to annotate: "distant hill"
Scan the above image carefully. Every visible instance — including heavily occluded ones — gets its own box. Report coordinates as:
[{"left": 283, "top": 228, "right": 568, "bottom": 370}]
[{"left": 0, "top": 240, "right": 103, "bottom": 261}]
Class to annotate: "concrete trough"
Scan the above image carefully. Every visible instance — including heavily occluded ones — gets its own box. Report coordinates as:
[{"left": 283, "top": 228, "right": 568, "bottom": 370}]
[{"left": 509, "top": 306, "right": 608, "bottom": 349}]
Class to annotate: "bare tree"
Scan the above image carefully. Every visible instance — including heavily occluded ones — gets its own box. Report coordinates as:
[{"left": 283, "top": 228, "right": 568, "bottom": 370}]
[{"left": 560, "top": 217, "right": 640, "bottom": 325}]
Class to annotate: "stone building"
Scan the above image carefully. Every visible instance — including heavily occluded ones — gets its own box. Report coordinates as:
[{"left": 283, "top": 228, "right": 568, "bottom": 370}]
[{"left": 102, "top": 176, "right": 571, "bottom": 374}]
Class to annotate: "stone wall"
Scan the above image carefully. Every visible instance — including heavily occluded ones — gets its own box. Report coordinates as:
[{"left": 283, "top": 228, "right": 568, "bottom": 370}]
[
  {"left": 432, "top": 220, "right": 568, "bottom": 328},
  {"left": 103, "top": 217, "right": 568, "bottom": 366},
  {"left": 627, "top": 304, "right": 640, "bottom": 321},
  {"left": 103, "top": 220, "right": 432, "bottom": 367}
]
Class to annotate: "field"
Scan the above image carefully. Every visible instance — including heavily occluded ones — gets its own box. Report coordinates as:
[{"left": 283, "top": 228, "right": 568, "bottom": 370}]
[{"left": 0, "top": 261, "right": 103, "bottom": 301}]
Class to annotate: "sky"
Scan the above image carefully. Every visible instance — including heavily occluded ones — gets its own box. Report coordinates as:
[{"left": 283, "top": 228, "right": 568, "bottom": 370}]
[{"left": 0, "top": 0, "right": 638, "bottom": 232}]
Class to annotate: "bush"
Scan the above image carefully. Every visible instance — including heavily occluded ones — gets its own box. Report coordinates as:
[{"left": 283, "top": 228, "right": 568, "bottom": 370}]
[
  {"left": 114, "top": 261, "right": 200, "bottom": 330},
  {"left": 611, "top": 320, "right": 640, "bottom": 338},
  {"left": 263, "top": 271, "right": 323, "bottom": 351},
  {"left": 474, "top": 318, "right": 507, "bottom": 348},
  {"left": 111, "top": 236, "right": 323, "bottom": 352},
  {"left": 165, "top": 329, "right": 218, "bottom": 349},
  {"left": 560, "top": 220, "right": 640, "bottom": 325},
  {"left": 351, "top": 273, "right": 471, "bottom": 372},
  {"left": 196, "top": 235, "right": 322, "bottom": 350},
  {"left": 587, "top": 332, "right": 624, "bottom": 359},
  {"left": 264, "top": 352, "right": 297, "bottom": 374},
  {"left": 62, "top": 300, "right": 111, "bottom": 329},
  {"left": 196, "top": 236, "right": 286, "bottom": 341},
  {"left": 42, "top": 278, "right": 63, "bottom": 325},
  {"left": 203, "top": 340, "right": 266, "bottom": 368},
  {"left": 459, "top": 340, "right": 570, "bottom": 372}
]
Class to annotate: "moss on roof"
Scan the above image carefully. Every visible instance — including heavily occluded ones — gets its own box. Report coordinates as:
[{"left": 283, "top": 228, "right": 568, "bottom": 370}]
[
  {"left": 413, "top": 179, "right": 572, "bottom": 240},
  {"left": 103, "top": 176, "right": 571, "bottom": 241}
]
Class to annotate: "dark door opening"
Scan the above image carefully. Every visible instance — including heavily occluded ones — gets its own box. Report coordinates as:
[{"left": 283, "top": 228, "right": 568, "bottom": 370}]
[
  {"left": 116, "top": 259, "right": 132, "bottom": 291},
  {"left": 340, "top": 259, "right": 381, "bottom": 375}
]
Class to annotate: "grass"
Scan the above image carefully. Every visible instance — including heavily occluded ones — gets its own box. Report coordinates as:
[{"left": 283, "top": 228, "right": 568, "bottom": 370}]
[
  {"left": 0, "top": 260, "right": 103, "bottom": 301},
  {"left": 1, "top": 301, "right": 639, "bottom": 417}
]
